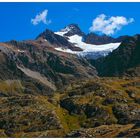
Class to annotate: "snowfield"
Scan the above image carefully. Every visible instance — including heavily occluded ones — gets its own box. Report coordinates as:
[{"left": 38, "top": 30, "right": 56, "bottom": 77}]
[
  {"left": 68, "top": 35, "right": 120, "bottom": 52},
  {"left": 54, "top": 29, "right": 121, "bottom": 59}
]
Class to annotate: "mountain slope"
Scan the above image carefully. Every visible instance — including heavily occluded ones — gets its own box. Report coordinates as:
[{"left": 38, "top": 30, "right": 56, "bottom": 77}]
[
  {"left": 91, "top": 34, "right": 140, "bottom": 76},
  {"left": 84, "top": 33, "right": 129, "bottom": 45},
  {"left": 0, "top": 39, "right": 97, "bottom": 92},
  {"left": 36, "top": 28, "right": 82, "bottom": 51},
  {"left": 0, "top": 77, "right": 140, "bottom": 137}
]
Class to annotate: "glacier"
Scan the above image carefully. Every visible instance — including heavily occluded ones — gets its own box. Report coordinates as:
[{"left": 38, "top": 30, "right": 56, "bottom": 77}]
[{"left": 54, "top": 28, "right": 121, "bottom": 59}]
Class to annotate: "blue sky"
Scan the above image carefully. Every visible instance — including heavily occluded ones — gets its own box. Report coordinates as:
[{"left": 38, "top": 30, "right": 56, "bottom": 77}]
[{"left": 0, "top": 2, "right": 140, "bottom": 42}]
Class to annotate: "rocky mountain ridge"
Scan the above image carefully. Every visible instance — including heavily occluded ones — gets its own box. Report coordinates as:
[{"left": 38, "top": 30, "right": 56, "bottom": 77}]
[{"left": 91, "top": 34, "right": 140, "bottom": 77}]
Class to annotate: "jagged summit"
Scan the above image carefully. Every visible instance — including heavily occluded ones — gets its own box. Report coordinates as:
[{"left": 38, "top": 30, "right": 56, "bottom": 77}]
[
  {"left": 55, "top": 23, "right": 85, "bottom": 37},
  {"left": 63, "top": 23, "right": 80, "bottom": 32},
  {"left": 36, "top": 28, "right": 75, "bottom": 49}
]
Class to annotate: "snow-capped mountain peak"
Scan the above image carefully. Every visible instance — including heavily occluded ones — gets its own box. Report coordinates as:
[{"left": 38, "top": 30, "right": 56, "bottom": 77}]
[
  {"left": 55, "top": 24, "right": 85, "bottom": 37},
  {"left": 54, "top": 24, "right": 121, "bottom": 59},
  {"left": 36, "top": 23, "right": 125, "bottom": 59}
]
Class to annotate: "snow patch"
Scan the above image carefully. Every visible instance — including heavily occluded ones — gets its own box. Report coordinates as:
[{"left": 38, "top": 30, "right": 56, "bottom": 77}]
[
  {"left": 55, "top": 27, "right": 70, "bottom": 36},
  {"left": 55, "top": 47, "right": 78, "bottom": 54},
  {"left": 17, "top": 49, "right": 25, "bottom": 53}
]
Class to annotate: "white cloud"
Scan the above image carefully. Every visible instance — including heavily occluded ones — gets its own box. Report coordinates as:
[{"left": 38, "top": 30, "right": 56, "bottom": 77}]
[
  {"left": 89, "top": 14, "right": 134, "bottom": 35},
  {"left": 31, "top": 9, "right": 51, "bottom": 25}
]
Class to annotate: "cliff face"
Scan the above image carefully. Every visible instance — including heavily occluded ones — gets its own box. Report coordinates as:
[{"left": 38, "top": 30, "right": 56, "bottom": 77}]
[{"left": 90, "top": 35, "right": 140, "bottom": 76}]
